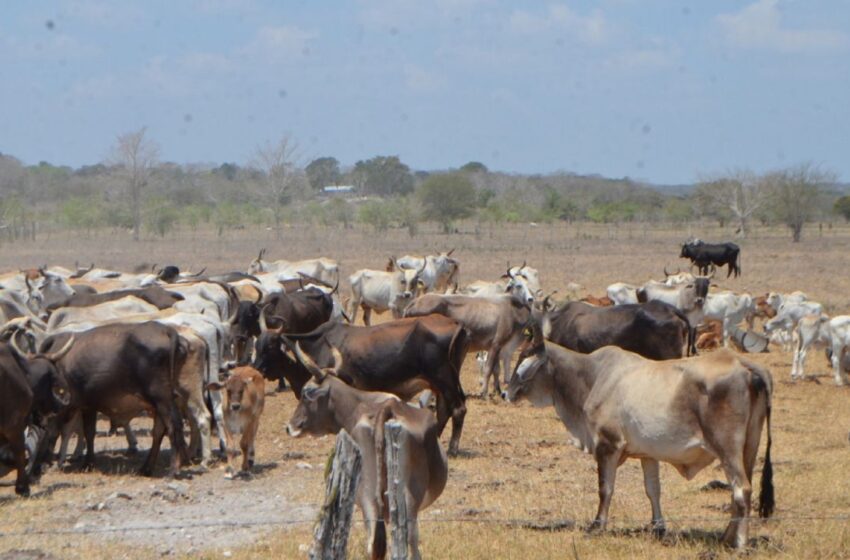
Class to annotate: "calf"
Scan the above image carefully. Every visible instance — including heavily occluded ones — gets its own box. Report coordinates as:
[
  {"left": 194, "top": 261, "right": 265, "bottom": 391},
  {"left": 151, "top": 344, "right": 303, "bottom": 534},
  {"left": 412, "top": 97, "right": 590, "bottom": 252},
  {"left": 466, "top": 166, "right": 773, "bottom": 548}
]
[
  {"left": 208, "top": 366, "right": 265, "bottom": 478},
  {"left": 503, "top": 327, "right": 774, "bottom": 548},
  {"left": 791, "top": 314, "right": 850, "bottom": 384},
  {"left": 605, "top": 282, "right": 638, "bottom": 306},
  {"left": 286, "top": 343, "right": 447, "bottom": 560},
  {"left": 703, "top": 291, "right": 754, "bottom": 347},
  {"left": 696, "top": 319, "right": 723, "bottom": 350}
]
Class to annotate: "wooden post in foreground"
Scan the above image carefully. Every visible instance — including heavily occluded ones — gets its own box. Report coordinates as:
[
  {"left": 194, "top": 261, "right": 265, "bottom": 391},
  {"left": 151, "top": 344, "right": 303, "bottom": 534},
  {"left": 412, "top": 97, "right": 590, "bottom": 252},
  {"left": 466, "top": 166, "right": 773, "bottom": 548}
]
[
  {"left": 310, "top": 430, "right": 362, "bottom": 560},
  {"left": 385, "top": 419, "right": 409, "bottom": 560}
]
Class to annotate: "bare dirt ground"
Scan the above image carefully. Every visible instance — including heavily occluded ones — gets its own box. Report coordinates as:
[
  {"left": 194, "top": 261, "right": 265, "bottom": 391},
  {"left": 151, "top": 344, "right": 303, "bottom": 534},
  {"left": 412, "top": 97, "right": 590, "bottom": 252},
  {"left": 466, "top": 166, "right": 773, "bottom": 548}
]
[{"left": 1, "top": 221, "right": 850, "bottom": 559}]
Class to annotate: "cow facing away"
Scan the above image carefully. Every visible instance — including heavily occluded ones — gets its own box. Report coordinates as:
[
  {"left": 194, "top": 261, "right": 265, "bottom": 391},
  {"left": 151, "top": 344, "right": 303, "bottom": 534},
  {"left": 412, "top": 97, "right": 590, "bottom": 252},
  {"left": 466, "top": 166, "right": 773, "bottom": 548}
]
[
  {"left": 503, "top": 329, "right": 774, "bottom": 549},
  {"left": 680, "top": 240, "right": 741, "bottom": 278},
  {"left": 286, "top": 343, "right": 447, "bottom": 560},
  {"left": 208, "top": 365, "right": 265, "bottom": 478}
]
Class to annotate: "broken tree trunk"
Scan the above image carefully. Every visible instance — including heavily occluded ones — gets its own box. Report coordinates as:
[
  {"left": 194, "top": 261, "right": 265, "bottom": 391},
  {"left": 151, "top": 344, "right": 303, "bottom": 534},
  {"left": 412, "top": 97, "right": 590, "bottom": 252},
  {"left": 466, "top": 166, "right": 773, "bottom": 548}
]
[{"left": 310, "top": 429, "right": 362, "bottom": 560}]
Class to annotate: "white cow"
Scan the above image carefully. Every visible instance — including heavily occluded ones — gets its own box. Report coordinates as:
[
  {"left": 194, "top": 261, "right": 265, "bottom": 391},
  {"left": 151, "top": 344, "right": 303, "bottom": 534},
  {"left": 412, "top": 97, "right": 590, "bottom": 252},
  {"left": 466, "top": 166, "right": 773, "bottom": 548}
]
[
  {"left": 46, "top": 297, "right": 159, "bottom": 333},
  {"left": 703, "top": 291, "right": 755, "bottom": 347},
  {"left": 347, "top": 261, "right": 425, "bottom": 325},
  {"left": 606, "top": 282, "right": 638, "bottom": 305},
  {"left": 791, "top": 314, "right": 850, "bottom": 384},
  {"left": 395, "top": 250, "right": 460, "bottom": 293},
  {"left": 247, "top": 249, "right": 339, "bottom": 286},
  {"left": 462, "top": 263, "right": 541, "bottom": 302}
]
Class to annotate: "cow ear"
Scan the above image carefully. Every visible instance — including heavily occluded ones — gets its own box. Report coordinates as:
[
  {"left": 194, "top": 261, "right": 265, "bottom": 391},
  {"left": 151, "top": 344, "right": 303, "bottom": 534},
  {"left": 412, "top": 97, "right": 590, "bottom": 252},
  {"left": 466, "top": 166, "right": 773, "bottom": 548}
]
[{"left": 207, "top": 382, "right": 224, "bottom": 392}]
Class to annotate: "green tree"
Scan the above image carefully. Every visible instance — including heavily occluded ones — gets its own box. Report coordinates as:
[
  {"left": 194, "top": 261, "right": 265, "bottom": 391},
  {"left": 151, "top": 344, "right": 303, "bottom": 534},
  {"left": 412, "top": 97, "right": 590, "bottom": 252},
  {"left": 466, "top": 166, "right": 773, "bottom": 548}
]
[
  {"left": 325, "top": 197, "right": 354, "bottom": 229},
  {"left": 60, "top": 196, "right": 104, "bottom": 233},
  {"left": 417, "top": 173, "right": 477, "bottom": 233},
  {"left": 305, "top": 157, "right": 341, "bottom": 190},
  {"left": 766, "top": 163, "right": 834, "bottom": 242},
  {"left": 144, "top": 197, "right": 180, "bottom": 237},
  {"left": 834, "top": 195, "right": 850, "bottom": 222},
  {"left": 350, "top": 156, "right": 413, "bottom": 196},
  {"left": 460, "top": 161, "right": 488, "bottom": 174},
  {"left": 358, "top": 200, "right": 392, "bottom": 232}
]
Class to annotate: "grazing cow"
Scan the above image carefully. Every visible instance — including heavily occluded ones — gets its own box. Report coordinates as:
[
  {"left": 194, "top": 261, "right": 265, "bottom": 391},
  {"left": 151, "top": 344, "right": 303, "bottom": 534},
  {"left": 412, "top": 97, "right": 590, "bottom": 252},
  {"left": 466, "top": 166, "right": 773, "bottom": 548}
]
[
  {"left": 247, "top": 249, "right": 339, "bottom": 286},
  {"left": 605, "top": 282, "right": 638, "bottom": 306},
  {"left": 0, "top": 339, "right": 72, "bottom": 496},
  {"left": 287, "top": 343, "right": 447, "bottom": 560},
  {"left": 764, "top": 299, "right": 823, "bottom": 341},
  {"left": 403, "top": 290, "right": 532, "bottom": 397},
  {"left": 393, "top": 250, "right": 460, "bottom": 294},
  {"left": 41, "top": 323, "right": 190, "bottom": 476},
  {"left": 680, "top": 240, "right": 741, "bottom": 278},
  {"left": 503, "top": 329, "right": 774, "bottom": 549},
  {"left": 703, "top": 291, "right": 755, "bottom": 347},
  {"left": 636, "top": 270, "right": 712, "bottom": 355},
  {"left": 207, "top": 365, "right": 265, "bottom": 478},
  {"left": 541, "top": 300, "right": 688, "bottom": 360},
  {"left": 253, "top": 314, "right": 469, "bottom": 455},
  {"left": 347, "top": 260, "right": 426, "bottom": 325}
]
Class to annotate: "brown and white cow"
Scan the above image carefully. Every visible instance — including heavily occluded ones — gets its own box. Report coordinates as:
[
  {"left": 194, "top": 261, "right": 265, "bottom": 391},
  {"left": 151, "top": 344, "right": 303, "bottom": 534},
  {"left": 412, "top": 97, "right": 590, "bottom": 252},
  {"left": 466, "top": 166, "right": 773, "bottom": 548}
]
[
  {"left": 208, "top": 365, "right": 265, "bottom": 478},
  {"left": 503, "top": 327, "right": 774, "bottom": 549},
  {"left": 287, "top": 343, "right": 447, "bottom": 560}
]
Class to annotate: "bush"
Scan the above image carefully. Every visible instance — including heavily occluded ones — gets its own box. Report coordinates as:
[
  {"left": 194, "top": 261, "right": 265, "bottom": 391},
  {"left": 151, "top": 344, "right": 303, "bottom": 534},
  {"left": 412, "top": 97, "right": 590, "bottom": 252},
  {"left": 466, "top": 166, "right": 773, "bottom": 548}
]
[{"left": 417, "top": 173, "right": 477, "bottom": 233}]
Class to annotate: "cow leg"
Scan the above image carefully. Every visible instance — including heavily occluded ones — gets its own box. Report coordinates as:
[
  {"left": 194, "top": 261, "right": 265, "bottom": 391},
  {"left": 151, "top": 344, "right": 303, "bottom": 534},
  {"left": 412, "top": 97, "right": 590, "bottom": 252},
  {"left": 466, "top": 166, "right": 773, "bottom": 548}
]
[
  {"left": 480, "top": 350, "right": 500, "bottom": 398},
  {"left": 142, "top": 414, "right": 166, "bottom": 477},
  {"left": 719, "top": 458, "right": 752, "bottom": 549},
  {"left": 239, "top": 420, "right": 258, "bottom": 474},
  {"left": 346, "top": 298, "right": 359, "bottom": 325},
  {"left": 81, "top": 409, "right": 97, "bottom": 470},
  {"left": 640, "top": 458, "right": 665, "bottom": 536},
  {"left": 589, "top": 447, "right": 621, "bottom": 532},
  {"left": 10, "top": 429, "right": 30, "bottom": 497},
  {"left": 475, "top": 352, "right": 487, "bottom": 388},
  {"left": 433, "top": 390, "right": 466, "bottom": 457},
  {"left": 362, "top": 306, "right": 372, "bottom": 327},
  {"left": 121, "top": 420, "right": 138, "bottom": 454},
  {"left": 207, "top": 389, "right": 227, "bottom": 451},
  {"left": 830, "top": 342, "right": 849, "bottom": 386},
  {"left": 186, "top": 397, "right": 212, "bottom": 468},
  {"left": 407, "top": 507, "right": 421, "bottom": 560},
  {"left": 58, "top": 411, "right": 81, "bottom": 467}
]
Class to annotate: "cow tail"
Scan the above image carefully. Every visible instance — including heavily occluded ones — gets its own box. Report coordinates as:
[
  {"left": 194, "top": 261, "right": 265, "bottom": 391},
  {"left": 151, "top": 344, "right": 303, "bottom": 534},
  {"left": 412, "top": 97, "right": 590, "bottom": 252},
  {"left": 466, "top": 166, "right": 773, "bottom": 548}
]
[
  {"left": 670, "top": 307, "right": 693, "bottom": 357},
  {"left": 736, "top": 249, "right": 742, "bottom": 278},
  {"left": 372, "top": 403, "right": 394, "bottom": 560},
  {"left": 448, "top": 325, "right": 468, "bottom": 401},
  {"left": 751, "top": 368, "right": 775, "bottom": 518}
]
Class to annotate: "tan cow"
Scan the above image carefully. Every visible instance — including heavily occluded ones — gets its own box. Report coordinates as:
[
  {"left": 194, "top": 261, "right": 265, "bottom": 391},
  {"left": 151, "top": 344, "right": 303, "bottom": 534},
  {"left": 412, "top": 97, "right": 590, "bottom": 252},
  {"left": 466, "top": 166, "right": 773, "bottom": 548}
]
[
  {"left": 208, "top": 365, "right": 265, "bottom": 478},
  {"left": 287, "top": 343, "right": 447, "bottom": 560},
  {"left": 503, "top": 327, "right": 774, "bottom": 549}
]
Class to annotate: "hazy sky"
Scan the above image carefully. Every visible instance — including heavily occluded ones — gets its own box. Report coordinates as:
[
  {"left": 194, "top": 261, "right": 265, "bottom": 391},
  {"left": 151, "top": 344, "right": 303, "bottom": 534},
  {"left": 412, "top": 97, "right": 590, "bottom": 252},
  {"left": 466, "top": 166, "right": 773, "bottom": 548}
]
[{"left": 1, "top": 0, "right": 848, "bottom": 184}]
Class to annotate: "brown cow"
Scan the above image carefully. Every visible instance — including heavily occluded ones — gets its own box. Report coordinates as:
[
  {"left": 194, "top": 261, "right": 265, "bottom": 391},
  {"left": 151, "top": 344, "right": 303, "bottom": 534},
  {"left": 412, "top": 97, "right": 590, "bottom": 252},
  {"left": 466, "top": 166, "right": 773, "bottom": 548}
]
[
  {"left": 580, "top": 295, "right": 614, "bottom": 307},
  {"left": 503, "top": 326, "right": 774, "bottom": 548},
  {"left": 696, "top": 319, "right": 723, "bottom": 350},
  {"left": 287, "top": 343, "right": 447, "bottom": 560},
  {"left": 208, "top": 365, "right": 265, "bottom": 478}
]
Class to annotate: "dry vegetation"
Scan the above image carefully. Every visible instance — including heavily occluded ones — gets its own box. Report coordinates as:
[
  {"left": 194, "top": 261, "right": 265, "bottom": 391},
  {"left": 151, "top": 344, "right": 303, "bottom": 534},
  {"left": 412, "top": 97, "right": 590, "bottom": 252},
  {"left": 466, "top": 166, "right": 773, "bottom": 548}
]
[{"left": 2, "top": 221, "right": 850, "bottom": 559}]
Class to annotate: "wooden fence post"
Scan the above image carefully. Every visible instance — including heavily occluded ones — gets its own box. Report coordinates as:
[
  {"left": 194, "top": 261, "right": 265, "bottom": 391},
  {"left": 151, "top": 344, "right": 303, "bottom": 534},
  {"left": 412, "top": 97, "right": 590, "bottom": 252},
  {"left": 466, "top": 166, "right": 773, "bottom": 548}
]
[
  {"left": 385, "top": 419, "right": 409, "bottom": 560},
  {"left": 310, "top": 429, "right": 362, "bottom": 560}
]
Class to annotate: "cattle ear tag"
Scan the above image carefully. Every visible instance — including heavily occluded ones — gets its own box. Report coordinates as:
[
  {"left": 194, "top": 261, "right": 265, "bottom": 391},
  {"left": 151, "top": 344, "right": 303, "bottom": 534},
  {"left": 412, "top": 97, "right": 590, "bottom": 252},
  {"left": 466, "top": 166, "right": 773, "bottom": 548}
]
[{"left": 523, "top": 327, "right": 533, "bottom": 340}]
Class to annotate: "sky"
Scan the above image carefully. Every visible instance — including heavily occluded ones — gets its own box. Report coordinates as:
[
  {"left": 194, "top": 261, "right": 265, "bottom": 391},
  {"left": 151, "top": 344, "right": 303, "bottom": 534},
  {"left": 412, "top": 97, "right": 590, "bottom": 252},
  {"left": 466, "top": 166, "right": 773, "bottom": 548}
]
[{"left": 1, "top": 0, "right": 849, "bottom": 184}]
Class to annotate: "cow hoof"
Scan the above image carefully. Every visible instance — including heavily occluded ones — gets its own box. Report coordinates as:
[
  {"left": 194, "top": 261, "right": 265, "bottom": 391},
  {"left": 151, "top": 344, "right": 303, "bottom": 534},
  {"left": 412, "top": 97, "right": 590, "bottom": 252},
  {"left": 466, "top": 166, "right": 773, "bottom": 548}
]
[
  {"left": 586, "top": 520, "right": 605, "bottom": 533},
  {"left": 139, "top": 466, "right": 154, "bottom": 477},
  {"left": 247, "top": 459, "right": 255, "bottom": 468},
  {"left": 15, "top": 484, "right": 30, "bottom": 497},
  {"left": 224, "top": 471, "right": 234, "bottom": 480},
  {"left": 125, "top": 447, "right": 139, "bottom": 456},
  {"left": 649, "top": 521, "right": 666, "bottom": 538}
]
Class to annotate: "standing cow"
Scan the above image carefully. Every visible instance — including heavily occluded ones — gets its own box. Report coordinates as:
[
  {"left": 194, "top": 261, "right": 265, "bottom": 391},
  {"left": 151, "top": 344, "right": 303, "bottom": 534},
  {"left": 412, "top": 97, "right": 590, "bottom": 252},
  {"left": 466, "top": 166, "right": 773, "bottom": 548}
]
[
  {"left": 680, "top": 240, "right": 741, "bottom": 278},
  {"left": 347, "top": 260, "right": 426, "bottom": 325}
]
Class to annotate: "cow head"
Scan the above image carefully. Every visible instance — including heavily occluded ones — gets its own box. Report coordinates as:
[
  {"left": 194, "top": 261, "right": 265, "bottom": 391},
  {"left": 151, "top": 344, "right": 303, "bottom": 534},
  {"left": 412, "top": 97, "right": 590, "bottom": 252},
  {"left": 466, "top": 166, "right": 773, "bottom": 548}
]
[
  {"left": 229, "top": 299, "right": 262, "bottom": 363},
  {"left": 253, "top": 305, "right": 288, "bottom": 376},
  {"left": 392, "top": 258, "right": 426, "bottom": 303},
  {"left": 247, "top": 248, "right": 268, "bottom": 275},
  {"left": 503, "top": 322, "right": 552, "bottom": 406},
  {"left": 207, "top": 367, "right": 259, "bottom": 413},
  {"left": 30, "top": 269, "right": 75, "bottom": 311},
  {"left": 286, "top": 342, "right": 342, "bottom": 437},
  {"left": 505, "top": 264, "right": 535, "bottom": 306},
  {"left": 10, "top": 335, "right": 74, "bottom": 416}
]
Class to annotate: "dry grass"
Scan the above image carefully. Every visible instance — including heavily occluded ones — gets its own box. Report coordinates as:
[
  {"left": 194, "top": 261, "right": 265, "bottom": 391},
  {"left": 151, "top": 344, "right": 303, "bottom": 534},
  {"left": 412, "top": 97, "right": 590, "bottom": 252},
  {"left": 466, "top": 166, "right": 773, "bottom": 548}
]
[{"left": 1, "top": 221, "right": 850, "bottom": 559}]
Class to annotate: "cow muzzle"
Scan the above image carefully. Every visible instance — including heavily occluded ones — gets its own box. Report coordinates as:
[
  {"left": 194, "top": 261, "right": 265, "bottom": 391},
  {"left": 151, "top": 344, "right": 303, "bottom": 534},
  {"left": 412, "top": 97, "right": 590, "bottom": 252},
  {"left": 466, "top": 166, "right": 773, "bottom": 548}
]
[
  {"left": 286, "top": 423, "right": 302, "bottom": 437},
  {"left": 230, "top": 403, "right": 241, "bottom": 411},
  {"left": 500, "top": 391, "right": 507, "bottom": 400}
]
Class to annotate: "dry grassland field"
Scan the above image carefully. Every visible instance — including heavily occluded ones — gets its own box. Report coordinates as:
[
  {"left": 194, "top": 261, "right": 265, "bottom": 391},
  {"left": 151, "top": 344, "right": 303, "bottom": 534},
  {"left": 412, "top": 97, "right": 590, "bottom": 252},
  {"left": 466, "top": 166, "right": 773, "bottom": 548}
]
[{"left": 2, "top": 221, "right": 850, "bottom": 560}]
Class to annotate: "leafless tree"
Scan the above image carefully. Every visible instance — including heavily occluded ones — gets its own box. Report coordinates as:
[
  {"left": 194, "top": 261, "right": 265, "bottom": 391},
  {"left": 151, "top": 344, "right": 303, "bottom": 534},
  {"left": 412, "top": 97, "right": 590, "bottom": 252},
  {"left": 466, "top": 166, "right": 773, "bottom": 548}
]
[
  {"left": 766, "top": 162, "right": 834, "bottom": 242},
  {"left": 695, "top": 170, "right": 769, "bottom": 238},
  {"left": 253, "top": 135, "right": 301, "bottom": 239},
  {"left": 110, "top": 127, "right": 159, "bottom": 241}
]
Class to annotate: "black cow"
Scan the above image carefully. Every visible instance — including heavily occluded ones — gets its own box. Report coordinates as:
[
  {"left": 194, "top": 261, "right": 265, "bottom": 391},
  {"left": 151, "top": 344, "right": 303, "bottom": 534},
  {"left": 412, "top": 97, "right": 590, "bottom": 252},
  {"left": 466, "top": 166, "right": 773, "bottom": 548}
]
[
  {"left": 253, "top": 314, "right": 470, "bottom": 455},
  {"left": 0, "top": 339, "right": 72, "bottom": 496},
  {"left": 41, "top": 323, "right": 189, "bottom": 476},
  {"left": 680, "top": 240, "right": 741, "bottom": 278},
  {"left": 542, "top": 300, "right": 689, "bottom": 360}
]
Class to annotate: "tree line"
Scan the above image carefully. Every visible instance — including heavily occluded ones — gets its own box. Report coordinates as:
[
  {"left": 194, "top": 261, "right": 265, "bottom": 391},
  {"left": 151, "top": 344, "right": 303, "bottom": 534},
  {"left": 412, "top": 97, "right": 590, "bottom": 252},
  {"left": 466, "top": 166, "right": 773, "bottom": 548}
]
[{"left": 0, "top": 128, "right": 846, "bottom": 242}]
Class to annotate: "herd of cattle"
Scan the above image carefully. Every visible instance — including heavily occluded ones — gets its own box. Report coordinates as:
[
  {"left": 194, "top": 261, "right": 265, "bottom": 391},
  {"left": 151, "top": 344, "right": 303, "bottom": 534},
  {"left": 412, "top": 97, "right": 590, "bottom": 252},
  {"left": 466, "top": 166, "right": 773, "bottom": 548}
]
[{"left": 0, "top": 238, "right": 843, "bottom": 556}]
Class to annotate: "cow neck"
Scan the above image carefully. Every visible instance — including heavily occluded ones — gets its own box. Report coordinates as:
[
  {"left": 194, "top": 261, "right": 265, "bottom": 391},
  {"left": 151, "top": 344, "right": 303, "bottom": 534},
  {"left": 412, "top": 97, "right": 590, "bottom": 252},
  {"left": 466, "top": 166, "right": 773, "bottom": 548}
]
[
  {"left": 325, "top": 376, "right": 385, "bottom": 435},
  {"left": 546, "top": 343, "right": 597, "bottom": 453}
]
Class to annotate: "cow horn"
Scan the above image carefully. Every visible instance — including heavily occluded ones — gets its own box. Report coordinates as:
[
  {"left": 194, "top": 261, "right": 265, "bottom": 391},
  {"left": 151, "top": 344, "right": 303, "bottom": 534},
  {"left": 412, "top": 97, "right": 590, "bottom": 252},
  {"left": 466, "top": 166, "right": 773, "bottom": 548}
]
[
  {"left": 258, "top": 248, "right": 266, "bottom": 260},
  {"left": 9, "top": 331, "right": 34, "bottom": 359},
  {"left": 447, "top": 248, "right": 455, "bottom": 256},
  {"left": 328, "top": 343, "right": 344, "bottom": 370},
  {"left": 331, "top": 278, "right": 339, "bottom": 295},
  {"left": 505, "top": 261, "right": 514, "bottom": 279},
  {"left": 45, "top": 335, "right": 75, "bottom": 362},
  {"left": 189, "top": 267, "right": 206, "bottom": 277},
  {"left": 254, "top": 289, "right": 263, "bottom": 304},
  {"left": 259, "top": 304, "right": 270, "bottom": 333},
  {"left": 386, "top": 258, "right": 395, "bottom": 272},
  {"left": 294, "top": 342, "right": 325, "bottom": 381},
  {"left": 227, "top": 302, "right": 239, "bottom": 325},
  {"left": 151, "top": 263, "right": 158, "bottom": 273},
  {"left": 707, "top": 264, "right": 716, "bottom": 280},
  {"left": 663, "top": 266, "right": 670, "bottom": 277}
]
